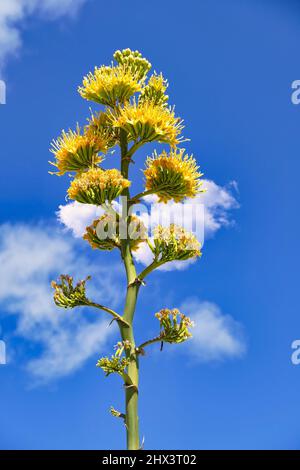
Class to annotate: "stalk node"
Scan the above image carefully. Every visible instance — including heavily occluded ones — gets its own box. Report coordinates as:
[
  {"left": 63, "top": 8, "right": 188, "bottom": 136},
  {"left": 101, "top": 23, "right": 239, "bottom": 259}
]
[
  {"left": 124, "top": 383, "right": 139, "bottom": 392},
  {"left": 135, "top": 347, "right": 146, "bottom": 356},
  {"left": 108, "top": 317, "right": 130, "bottom": 328},
  {"left": 123, "top": 154, "right": 135, "bottom": 164},
  {"left": 128, "top": 277, "right": 146, "bottom": 288}
]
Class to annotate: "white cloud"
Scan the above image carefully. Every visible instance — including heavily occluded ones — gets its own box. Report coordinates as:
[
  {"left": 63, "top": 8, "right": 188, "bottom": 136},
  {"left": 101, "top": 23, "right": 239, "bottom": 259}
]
[
  {"left": 57, "top": 179, "right": 239, "bottom": 272},
  {"left": 26, "top": 320, "right": 114, "bottom": 382},
  {"left": 57, "top": 201, "right": 105, "bottom": 238},
  {"left": 200, "top": 180, "right": 239, "bottom": 236},
  {"left": 0, "top": 0, "right": 88, "bottom": 67},
  {"left": 57, "top": 201, "right": 122, "bottom": 238},
  {"left": 0, "top": 223, "right": 122, "bottom": 383},
  {"left": 182, "top": 299, "right": 246, "bottom": 361}
]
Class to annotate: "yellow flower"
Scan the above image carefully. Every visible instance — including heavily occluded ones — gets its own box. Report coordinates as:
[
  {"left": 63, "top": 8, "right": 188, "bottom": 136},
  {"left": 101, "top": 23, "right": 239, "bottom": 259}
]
[
  {"left": 86, "top": 110, "right": 118, "bottom": 150},
  {"left": 139, "top": 73, "right": 169, "bottom": 107},
  {"left": 110, "top": 101, "right": 184, "bottom": 147},
  {"left": 152, "top": 224, "right": 201, "bottom": 262},
  {"left": 144, "top": 148, "right": 204, "bottom": 202},
  {"left": 84, "top": 214, "right": 147, "bottom": 252},
  {"left": 84, "top": 216, "right": 118, "bottom": 251},
  {"left": 79, "top": 64, "right": 143, "bottom": 107},
  {"left": 50, "top": 125, "right": 107, "bottom": 175},
  {"left": 68, "top": 168, "right": 130, "bottom": 205}
]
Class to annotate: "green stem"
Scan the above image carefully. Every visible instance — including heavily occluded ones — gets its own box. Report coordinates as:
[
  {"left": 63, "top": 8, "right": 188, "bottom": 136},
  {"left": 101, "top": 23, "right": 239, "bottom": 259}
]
[
  {"left": 128, "top": 189, "right": 156, "bottom": 206},
  {"left": 126, "top": 140, "right": 144, "bottom": 160},
  {"left": 119, "top": 128, "right": 140, "bottom": 450},
  {"left": 86, "top": 301, "right": 129, "bottom": 327},
  {"left": 138, "top": 259, "right": 165, "bottom": 281},
  {"left": 120, "top": 264, "right": 140, "bottom": 450},
  {"left": 129, "top": 184, "right": 170, "bottom": 206},
  {"left": 137, "top": 334, "right": 162, "bottom": 352}
]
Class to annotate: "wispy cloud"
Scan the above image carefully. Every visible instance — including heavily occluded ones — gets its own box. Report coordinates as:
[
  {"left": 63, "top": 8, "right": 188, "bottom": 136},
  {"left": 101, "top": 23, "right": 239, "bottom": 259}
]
[
  {"left": 0, "top": 0, "right": 88, "bottom": 67},
  {"left": 0, "top": 223, "right": 122, "bottom": 383},
  {"left": 182, "top": 299, "right": 246, "bottom": 361},
  {"left": 26, "top": 320, "right": 115, "bottom": 382},
  {"left": 198, "top": 180, "right": 239, "bottom": 237}
]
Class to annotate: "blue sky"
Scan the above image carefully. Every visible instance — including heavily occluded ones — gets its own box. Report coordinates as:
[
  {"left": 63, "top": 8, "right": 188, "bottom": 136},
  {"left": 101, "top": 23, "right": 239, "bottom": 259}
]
[{"left": 0, "top": 0, "right": 300, "bottom": 450}]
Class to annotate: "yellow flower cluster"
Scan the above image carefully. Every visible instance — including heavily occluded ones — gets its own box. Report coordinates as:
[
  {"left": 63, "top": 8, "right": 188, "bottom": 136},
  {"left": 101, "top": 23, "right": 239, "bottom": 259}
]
[
  {"left": 144, "top": 148, "right": 204, "bottom": 203},
  {"left": 84, "top": 214, "right": 119, "bottom": 251},
  {"left": 152, "top": 224, "right": 201, "bottom": 262},
  {"left": 79, "top": 64, "right": 144, "bottom": 107},
  {"left": 86, "top": 111, "right": 118, "bottom": 150},
  {"left": 68, "top": 168, "right": 130, "bottom": 205},
  {"left": 111, "top": 101, "right": 184, "bottom": 147},
  {"left": 97, "top": 355, "right": 130, "bottom": 377},
  {"left": 139, "top": 73, "right": 169, "bottom": 107},
  {"left": 155, "top": 308, "right": 194, "bottom": 344},
  {"left": 84, "top": 214, "right": 147, "bottom": 252},
  {"left": 50, "top": 125, "right": 108, "bottom": 175}
]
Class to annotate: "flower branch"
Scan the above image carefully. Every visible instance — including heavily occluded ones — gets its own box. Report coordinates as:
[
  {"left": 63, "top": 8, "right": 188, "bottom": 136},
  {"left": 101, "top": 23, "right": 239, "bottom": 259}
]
[{"left": 51, "top": 275, "right": 129, "bottom": 327}]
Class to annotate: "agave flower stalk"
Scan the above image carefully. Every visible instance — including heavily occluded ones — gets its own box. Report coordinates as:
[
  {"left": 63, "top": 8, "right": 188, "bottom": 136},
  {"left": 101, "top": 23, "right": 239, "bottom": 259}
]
[{"left": 50, "top": 48, "right": 204, "bottom": 450}]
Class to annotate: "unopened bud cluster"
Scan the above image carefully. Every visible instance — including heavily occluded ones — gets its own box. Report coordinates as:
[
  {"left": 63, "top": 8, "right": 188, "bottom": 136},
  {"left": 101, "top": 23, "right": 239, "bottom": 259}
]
[{"left": 51, "top": 275, "right": 91, "bottom": 309}]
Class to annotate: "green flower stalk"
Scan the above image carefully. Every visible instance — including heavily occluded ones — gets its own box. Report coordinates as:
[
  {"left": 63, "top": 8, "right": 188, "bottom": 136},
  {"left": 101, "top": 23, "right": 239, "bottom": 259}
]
[{"left": 50, "top": 48, "right": 204, "bottom": 450}]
